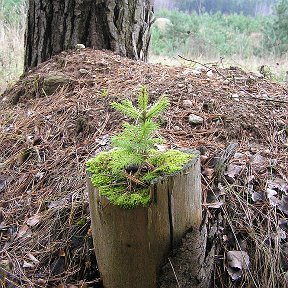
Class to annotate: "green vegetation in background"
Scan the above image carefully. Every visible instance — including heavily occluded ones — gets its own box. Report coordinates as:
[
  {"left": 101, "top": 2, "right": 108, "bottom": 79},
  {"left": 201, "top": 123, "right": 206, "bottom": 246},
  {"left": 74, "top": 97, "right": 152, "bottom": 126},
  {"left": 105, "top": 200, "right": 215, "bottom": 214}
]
[
  {"left": 0, "top": 0, "right": 26, "bottom": 23},
  {"left": 0, "top": 0, "right": 26, "bottom": 93},
  {"left": 264, "top": 0, "right": 288, "bottom": 55},
  {"left": 151, "top": 9, "right": 269, "bottom": 59}
]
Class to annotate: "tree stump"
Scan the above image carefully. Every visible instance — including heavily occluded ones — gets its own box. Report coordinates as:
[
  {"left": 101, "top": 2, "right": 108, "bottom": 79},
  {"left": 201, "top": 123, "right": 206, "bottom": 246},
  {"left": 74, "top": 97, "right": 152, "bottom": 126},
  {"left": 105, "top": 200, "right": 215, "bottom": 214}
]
[{"left": 87, "top": 150, "right": 202, "bottom": 288}]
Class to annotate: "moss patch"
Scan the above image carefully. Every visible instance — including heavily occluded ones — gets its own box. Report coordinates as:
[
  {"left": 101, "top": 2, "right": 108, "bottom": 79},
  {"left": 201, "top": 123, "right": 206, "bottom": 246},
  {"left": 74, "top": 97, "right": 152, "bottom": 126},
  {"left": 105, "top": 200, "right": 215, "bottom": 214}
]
[{"left": 86, "top": 149, "right": 194, "bottom": 209}]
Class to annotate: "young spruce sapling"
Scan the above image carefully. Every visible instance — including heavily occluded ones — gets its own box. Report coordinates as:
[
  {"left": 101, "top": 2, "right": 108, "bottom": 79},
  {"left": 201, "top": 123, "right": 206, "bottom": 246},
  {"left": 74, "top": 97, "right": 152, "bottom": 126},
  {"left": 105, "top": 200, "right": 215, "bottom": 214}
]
[{"left": 86, "top": 86, "right": 193, "bottom": 208}]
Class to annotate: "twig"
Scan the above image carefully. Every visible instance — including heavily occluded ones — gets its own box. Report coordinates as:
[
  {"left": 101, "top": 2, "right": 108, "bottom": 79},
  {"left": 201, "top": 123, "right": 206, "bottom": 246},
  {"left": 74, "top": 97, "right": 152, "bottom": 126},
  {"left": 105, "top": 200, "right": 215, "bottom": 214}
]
[
  {"left": 178, "top": 54, "right": 214, "bottom": 71},
  {"left": 168, "top": 258, "right": 181, "bottom": 288},
  {"left": 123, "top": 171, "right": 146, "bottom": 186}
]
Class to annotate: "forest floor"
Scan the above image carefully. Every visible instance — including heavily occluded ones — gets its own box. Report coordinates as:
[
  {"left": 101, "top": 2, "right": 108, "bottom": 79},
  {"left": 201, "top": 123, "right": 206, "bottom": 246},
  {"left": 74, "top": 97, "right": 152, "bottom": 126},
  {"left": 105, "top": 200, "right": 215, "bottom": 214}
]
[{"left": 0, "top": 48, "right": 288, "bottom": 287}]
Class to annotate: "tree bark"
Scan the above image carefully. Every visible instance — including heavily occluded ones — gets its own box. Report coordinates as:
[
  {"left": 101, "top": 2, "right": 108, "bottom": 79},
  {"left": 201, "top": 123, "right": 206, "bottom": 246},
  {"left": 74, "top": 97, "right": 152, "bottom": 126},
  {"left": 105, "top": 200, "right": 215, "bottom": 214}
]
[{"left": 24, "top": 0, "right": 154, "bottom": 71}]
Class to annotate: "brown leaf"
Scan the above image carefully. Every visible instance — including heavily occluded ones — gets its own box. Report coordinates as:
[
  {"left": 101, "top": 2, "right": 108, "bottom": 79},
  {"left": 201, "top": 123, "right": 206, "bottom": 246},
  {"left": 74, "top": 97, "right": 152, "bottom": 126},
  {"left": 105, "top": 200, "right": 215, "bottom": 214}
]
[
  {"left": 225, "top": 164, "right": 243, "bottom": 179},
  {"left": 0, "top": 174, "right": 8, "bottom": 193},
  {"left": 48, "top": 199, "right": 68, "bottom": 209},
  {"left": 278, "top": 195, "right": 288, "bottom": 215},
  {"left": 27, "top": 214, "right": 41, "bottom": 227},
  {"left": 16, "top": 224, "right": 30, "bottom": 239},
  {"left": 268, "top": 177, "right": 288, "bottom": 193},
  {"left": 266, "top": 188, "right": 279, "bottom": 207},
  {"left": 251, "top": 191, "right": 266, "bottom": 202},
  {"left": 23, "top": 260, "right": 34, "bottom": 268},
  {"left": 35, "top": 279, "right": 47, "bottom": 286},
  {"left": 87, "top": 228, "right": 93, "bottom": 237},
  {"left": 226, "top": 250, "right": 249, "bottom": 281},
  {"left": 27, "top": 253, "right": 40, "bottom": 264},
  {"left": 59, "top": 249, "right": 66, "bottom": 257},
  {"left": 207, "top": 201, "right": 224, "bottom": 209},
  {"left": 202, "top": 167, "right": 214, "bottom": 179}
]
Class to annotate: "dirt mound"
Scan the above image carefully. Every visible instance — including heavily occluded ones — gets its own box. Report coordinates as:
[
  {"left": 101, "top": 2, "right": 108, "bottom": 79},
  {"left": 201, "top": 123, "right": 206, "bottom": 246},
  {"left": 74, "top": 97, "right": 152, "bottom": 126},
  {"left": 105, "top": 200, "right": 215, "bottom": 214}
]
[{"left": 0, "top": 48, "right": 288, "bottom": 287}]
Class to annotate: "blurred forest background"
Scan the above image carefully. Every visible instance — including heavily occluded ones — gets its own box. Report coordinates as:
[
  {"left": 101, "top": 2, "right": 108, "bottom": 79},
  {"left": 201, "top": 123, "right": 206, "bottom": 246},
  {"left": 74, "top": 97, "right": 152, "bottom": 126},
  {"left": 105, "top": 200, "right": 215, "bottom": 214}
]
[{"left": 1, "top": 0, "right": 288, "bottom": 93}]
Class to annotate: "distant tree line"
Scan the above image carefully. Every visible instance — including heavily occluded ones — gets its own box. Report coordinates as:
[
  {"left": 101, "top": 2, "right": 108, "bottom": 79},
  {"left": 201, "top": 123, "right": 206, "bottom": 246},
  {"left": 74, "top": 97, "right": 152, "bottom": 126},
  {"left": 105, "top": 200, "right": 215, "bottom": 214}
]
[
  {"left": 265, "top": 0, "right": 288, "bottom": 54},
  {"left": 156, "top": 0, "right": 278, "bottom": 16},
  {"left": 154, "top": 0, "right": 288, "bottom": 56}
]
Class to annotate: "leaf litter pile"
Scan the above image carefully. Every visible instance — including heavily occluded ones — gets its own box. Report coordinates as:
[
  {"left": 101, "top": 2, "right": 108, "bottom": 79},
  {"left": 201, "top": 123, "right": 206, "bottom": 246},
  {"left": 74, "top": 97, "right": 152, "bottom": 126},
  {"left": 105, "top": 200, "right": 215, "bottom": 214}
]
[{"left": 0, "top": 48, "right": 288, "bottom": 287}]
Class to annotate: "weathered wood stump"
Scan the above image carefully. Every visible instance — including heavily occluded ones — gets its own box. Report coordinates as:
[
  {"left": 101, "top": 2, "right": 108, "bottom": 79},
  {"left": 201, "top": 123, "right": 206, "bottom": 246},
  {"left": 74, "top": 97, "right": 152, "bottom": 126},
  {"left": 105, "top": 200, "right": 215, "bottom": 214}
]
[{"left": 87, "top": 151, "right": 202, "bottom": 288}]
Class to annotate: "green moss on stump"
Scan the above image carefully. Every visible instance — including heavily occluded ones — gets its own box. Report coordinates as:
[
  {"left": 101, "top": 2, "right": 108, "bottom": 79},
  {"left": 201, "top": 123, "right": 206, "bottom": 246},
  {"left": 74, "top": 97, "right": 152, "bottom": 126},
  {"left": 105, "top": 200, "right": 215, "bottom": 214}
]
[{"left": 86, "top": 149, "right": 194, "bottom": 209}]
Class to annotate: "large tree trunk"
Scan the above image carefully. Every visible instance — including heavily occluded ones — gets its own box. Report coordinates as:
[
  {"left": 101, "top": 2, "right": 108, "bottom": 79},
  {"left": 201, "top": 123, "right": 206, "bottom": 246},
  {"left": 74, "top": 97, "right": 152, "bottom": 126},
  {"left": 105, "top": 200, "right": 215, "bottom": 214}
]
[{"left": 24, "top": 0, "right": 154, "bottom": 71}]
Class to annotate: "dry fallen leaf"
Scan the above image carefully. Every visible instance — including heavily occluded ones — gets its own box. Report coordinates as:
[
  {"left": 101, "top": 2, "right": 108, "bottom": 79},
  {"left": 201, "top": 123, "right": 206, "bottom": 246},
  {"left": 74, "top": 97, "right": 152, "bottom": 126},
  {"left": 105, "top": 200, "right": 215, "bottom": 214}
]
[
  {"left": 207, "top": 201, "right": 224, "bottom": 209},
  {"left": 16, "top": 224, "right": 30, "bottom": 239},
  {"left": 278, "top": 195, "right": 288, "bottom": 215},
  {"left": 59, "top": 249, "right": 66, "bottom": 257},
  {"left": 48, "top": 198, "right": 68, "bottom": 209},
  {"left": 250, "top": 153, "right": 267, "bottom": 173},
  {"left": 251, "top": 191, "right": 266, "bottom": 202},
  {"left": 87, "top": 228, "right": 93, "bottom": 236},
  {"left": 279, "top": 219, "right": 288, "bottom": 232},
  {"left": 202, "top": 167, "right": 214, "bottom": 179},
  {"left": 245, "top": 174, "right": 255, "bottom": 184},
  {"left": 277, "top": 227, "right": 286, "bottom": 240},
  {"left": 225, "top": 164, "right": 243, "bottom": 179},
  {"left": 266, "top": 188, "right": 279, "bottom": 207},
  {"left": 0, "top": 175, "right": 8, "bottom": 193},
  {"left": 27, "top": 253, "right": 40, "bottom": 264},
  {"left": 268, "top": 177, "right": 288, "bottom": 193},
  {"left": 233, "top": 152, "right": 246, "bottom": 164},
  {"left": 251, "top": 153, "right": 266, "bottom": 166},
  {"left": 226, "top": 250, "right": 250, "bottom": 281},
  {"left": 27, "top": 214, "right": 41, "bottom": 227},
  {"left": 35, "top": 279, "right": 47, "bottom": 286},
  {"left": 23, "top": 260, "right": 34, "bottom": 268}
]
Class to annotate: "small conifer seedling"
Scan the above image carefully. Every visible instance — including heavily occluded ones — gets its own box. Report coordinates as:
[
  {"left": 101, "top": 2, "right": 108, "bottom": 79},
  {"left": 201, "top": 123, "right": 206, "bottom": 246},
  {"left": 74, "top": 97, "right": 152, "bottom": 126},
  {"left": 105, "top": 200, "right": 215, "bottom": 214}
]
[
  {"left": 110, "top": 86, "right": 169, "bottom": 169},
  {"left": 86, "top": 86, "right": 194, "bottom": 208}
]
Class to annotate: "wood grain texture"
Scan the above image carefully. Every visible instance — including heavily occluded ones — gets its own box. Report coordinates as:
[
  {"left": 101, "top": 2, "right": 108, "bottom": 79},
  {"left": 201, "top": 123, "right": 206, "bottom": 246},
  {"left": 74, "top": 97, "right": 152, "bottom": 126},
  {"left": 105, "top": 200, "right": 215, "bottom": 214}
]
[{"left": 87, "top": 151, "right": 202, "bottom": 288}]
